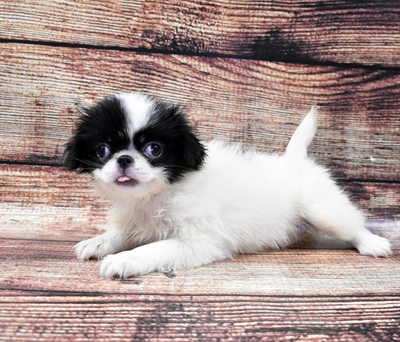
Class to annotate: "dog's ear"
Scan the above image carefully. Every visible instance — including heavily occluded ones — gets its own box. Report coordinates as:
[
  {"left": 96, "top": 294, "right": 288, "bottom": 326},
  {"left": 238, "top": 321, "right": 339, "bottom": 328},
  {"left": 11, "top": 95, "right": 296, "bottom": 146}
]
[
  {"left": 62, "top": 135, "right": 80, "bottom": 171},
  {"left": 182, "top": 129, "right": 206, "bottom": 171},
  {"left": 62, "top": 135, "right": 89, "bottom": 173}
]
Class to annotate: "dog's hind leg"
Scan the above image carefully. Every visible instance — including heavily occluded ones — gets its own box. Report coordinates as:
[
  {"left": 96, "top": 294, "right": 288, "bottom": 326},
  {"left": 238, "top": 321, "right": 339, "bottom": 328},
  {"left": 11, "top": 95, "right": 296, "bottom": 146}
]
[{"left": 301, "top": 178, "right": 392, "bottom": 257}]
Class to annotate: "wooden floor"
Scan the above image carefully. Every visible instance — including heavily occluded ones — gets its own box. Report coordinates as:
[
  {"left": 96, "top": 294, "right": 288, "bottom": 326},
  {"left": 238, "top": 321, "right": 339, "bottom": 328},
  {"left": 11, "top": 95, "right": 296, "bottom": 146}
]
[
  {"left": 1, "top": 0, "right": 400, "bottom": 340},
  {"left": 1, "top": 241, "right": 400, "bottom": 341}
]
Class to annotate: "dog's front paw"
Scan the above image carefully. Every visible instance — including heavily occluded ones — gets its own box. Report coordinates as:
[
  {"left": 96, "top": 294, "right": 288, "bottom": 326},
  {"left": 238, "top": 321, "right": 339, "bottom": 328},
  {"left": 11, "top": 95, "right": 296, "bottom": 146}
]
[
  {"left": 100, "top": 251, "right": 148, "bottom": 278},
  {"left": 355, "top": 232, "right": 392, "bottom": 258},
  {"left": 75, "top": 235, "right": 118, "bottom": 261}
]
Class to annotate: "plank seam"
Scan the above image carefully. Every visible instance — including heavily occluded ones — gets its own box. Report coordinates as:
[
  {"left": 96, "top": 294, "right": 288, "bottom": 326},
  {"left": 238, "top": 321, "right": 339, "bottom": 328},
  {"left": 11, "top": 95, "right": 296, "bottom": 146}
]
[
  {"left": 1, "top": 38, "right": 400, "bottom": 72},
  {"left": 2, "top": 160, "right": 399, "bottom": 184},
  {"left": 1, "top": 289, "right": 399, "bottom": 300}
]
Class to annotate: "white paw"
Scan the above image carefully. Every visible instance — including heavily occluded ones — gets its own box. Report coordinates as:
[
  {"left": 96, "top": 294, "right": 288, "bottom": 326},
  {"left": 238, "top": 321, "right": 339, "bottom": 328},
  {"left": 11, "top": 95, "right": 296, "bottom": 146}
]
[
  {"left": 74, "top": 235, "right": 118, "bottom": 261},
  {"left": 100, "top": 251, "right": 150, "bottom": 278},
  {"left": 355, "top": 233, "right": 392, "bottom": 258}
]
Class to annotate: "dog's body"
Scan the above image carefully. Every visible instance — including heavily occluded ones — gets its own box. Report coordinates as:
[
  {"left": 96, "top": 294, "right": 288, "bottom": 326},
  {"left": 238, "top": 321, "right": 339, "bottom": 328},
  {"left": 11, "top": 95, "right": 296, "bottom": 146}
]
[{"left": 64, "top": 93, "right": 392, "bottom": 278}]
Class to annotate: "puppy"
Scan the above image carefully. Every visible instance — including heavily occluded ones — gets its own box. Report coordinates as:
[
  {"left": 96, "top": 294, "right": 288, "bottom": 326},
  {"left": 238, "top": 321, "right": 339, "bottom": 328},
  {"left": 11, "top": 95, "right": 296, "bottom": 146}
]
[{"left": 63, "top": 92, "right": 392, "bottom": 278}]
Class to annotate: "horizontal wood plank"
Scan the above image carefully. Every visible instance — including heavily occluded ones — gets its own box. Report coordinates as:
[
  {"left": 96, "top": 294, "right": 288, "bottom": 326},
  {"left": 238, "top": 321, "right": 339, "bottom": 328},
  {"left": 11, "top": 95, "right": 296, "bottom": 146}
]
[
  {"left": 1, "top": 43, "right": 399, "bottom": 181},
  {"left": 0, "top": 292, "right": 399, "bottom": 341},
  {"left": 2, "top": 2, "right": 399, "bottom": 339},
  {"left": 1, "top": 164, "right": 399, "bottom": 247},
  {"left": 0, "top": 164, "right": 107, "bottom": 242},
  {"left": 0, "top": 1, "right": 399, "bottom": 67},
  {"left": 0, "top": 239, "right": 399, "bottom": 297}
]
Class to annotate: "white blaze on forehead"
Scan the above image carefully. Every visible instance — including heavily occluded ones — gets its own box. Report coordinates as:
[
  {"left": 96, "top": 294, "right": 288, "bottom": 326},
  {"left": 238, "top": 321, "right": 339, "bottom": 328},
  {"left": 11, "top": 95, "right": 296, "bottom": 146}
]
[{"left": 116, "top": 92, "right": 155, "bottom": 136}]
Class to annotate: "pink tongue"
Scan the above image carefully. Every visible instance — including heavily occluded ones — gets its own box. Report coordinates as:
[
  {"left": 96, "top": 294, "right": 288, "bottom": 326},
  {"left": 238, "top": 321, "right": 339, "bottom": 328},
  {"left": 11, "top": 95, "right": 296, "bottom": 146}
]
[{"left": 117, "top": 176, "right": 132, "bottom": 182}]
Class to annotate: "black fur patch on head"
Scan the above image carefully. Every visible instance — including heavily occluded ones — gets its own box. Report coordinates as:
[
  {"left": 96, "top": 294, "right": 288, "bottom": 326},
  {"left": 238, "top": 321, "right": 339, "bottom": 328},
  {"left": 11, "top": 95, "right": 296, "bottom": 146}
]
[
  {"left": 63, "top": 93, "right": 207, "bottom": 183},
  {"left": 63, "top": 96, "right": 130, "bottom": 173},
  {"left": 133, "top": 101, "right": 207, "bottom": 183}
]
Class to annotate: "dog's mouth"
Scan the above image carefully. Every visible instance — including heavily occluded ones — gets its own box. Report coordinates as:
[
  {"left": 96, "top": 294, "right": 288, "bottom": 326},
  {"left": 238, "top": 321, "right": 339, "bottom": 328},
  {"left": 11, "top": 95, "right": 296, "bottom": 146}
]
[{"left": 116, "top": 175, "right": 139, "bottom": 187}]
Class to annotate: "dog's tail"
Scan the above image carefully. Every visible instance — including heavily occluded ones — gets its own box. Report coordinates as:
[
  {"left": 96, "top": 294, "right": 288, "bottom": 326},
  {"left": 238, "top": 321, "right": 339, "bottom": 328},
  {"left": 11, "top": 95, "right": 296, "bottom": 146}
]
[{"left": 285, "top": 107, "right": 318, "bottom": 159}]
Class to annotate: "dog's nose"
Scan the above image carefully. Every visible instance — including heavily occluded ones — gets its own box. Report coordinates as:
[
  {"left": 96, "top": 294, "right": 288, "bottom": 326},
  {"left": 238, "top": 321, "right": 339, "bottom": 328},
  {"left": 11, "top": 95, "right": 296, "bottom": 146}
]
[{"left": 118, "top": 155, "right": 134, "bottom": 168}]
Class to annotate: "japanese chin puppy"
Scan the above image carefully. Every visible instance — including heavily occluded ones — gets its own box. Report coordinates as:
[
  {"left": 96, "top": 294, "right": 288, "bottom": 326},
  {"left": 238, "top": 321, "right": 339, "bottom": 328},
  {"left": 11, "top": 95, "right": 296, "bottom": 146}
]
[{"left": 63, "top": 92, "right": 392, "bottom": 278}]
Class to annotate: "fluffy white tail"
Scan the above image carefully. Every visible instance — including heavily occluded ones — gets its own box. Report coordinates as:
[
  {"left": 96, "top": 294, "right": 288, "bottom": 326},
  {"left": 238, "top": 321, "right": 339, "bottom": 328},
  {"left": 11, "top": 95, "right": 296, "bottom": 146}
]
[{"left": 285, "top": 107, "right": 318, "bottom": 159}]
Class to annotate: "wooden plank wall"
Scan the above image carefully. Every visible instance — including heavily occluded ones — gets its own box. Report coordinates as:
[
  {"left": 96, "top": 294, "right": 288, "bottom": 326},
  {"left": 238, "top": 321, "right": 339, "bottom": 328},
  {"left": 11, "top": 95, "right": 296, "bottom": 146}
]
[{"left": 0, "top": 0, "right": 399, "bottom": 340}]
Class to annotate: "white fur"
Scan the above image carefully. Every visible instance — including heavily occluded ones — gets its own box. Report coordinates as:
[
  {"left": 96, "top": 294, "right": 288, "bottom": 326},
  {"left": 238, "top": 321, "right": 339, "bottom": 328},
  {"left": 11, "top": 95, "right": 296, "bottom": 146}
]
[
  {"left": 116, "top": 93, "right": 154, "bottom": 136},
  {"left": 75, "top": 106, "right": 392, "bottom": 278},
  {"left": 93, "top": 148, "right": 168, "bottom": 199}
]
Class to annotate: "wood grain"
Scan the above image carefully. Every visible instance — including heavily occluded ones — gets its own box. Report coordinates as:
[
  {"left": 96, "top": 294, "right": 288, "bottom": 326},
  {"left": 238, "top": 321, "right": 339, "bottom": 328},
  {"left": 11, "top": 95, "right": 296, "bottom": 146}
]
[
  {"left": 1, "top": 239, "right": 399, "bottom": 296},
  {"left": 128, "top": 0, "right": 400, "bottom": 67},
  {"left": 0, "top": 292, "right": 399, "bottom": 341},
  {"left": 1, "top": 164, "right": 399, "bottom": 247},
  {"left": 0, "top": 164, "right": 107, "bottom": 242},
  {"left": 1, "top": 1, "right": 399, "bottom": 339},
  {"left": 1, "top": 1, "right": 399, "bottom": 67},
  {"left": 1, "top": 239, "right": 399, "bottom": 340},
  {"left": 1, "top": 44, "right": 399, "bottom": 181}
]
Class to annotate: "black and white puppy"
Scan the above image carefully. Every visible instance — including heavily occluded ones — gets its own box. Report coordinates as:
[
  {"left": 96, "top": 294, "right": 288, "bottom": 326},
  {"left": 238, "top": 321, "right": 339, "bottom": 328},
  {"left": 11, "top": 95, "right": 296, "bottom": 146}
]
[{"left": 63, "top": 92, "right": 392, "bottom": 278}]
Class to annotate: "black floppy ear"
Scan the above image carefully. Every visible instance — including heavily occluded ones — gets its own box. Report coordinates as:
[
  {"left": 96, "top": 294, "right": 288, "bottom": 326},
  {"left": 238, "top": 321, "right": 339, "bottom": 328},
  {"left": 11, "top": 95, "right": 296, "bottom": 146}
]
[
  {"left": 62, "top": 135, "right": 87, "bottom": 172},
  {"left": 182, "top": 128, "right": 207, "bottom": 171}
]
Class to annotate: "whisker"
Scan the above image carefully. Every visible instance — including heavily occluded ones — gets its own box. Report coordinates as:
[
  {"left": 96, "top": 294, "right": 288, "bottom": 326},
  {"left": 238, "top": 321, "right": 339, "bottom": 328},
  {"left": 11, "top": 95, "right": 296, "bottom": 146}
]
[
  {"left": 69, "top": 157, "right": 103, "bottom": 169},
  {"left": 152, "top": 164, "right": 198, "bottom": 172}
]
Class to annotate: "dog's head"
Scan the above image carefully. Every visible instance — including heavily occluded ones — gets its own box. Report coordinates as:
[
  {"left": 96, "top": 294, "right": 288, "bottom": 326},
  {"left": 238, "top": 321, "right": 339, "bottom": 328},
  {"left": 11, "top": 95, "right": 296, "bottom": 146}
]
[{"left": 63, "top": 93, "right": 206, "bottom": 198}]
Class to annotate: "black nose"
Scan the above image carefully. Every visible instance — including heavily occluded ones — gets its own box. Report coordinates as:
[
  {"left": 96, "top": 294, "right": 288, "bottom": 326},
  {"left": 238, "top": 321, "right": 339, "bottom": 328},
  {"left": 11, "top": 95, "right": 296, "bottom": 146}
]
[{"left": 118, "top": 155, "right": 134, "bottom": 169}]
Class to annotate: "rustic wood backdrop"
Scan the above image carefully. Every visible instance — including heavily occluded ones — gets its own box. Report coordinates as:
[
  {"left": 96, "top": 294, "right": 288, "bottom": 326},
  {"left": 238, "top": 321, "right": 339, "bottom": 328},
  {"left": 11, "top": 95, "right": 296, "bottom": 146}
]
[{"left": 0, "top": 0, "right": 399, "bottom": 341}]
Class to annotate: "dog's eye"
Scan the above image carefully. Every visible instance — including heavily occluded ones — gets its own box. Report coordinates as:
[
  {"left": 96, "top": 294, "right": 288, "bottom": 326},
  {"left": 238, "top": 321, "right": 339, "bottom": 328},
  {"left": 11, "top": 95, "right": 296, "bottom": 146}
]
[
  {"left": 144, "top": 143, "right": 163, "bottom": 158},
  {"left": 97, "top": 144, "right": 110, "bottom": 160}
]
